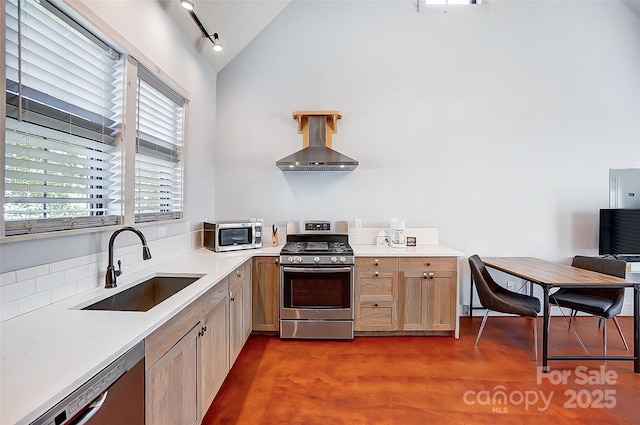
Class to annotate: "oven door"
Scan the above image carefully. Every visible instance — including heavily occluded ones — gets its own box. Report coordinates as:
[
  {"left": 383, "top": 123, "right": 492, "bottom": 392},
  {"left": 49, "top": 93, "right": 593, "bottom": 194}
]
[{"left": 281, "top": 266, "right": 353, "bottom": 320}]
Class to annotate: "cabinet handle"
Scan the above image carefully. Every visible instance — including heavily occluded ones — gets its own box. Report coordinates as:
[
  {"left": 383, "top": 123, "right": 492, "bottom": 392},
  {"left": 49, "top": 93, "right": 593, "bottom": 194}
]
[
  {"left": 423, "top": 272, "right": 428, "bottom": 280},
  {"left": 237, "top": 270, "right": 241, "bottom": 278},
  {"left": 429, "top": 272, "right": 434, "bottom": 280},
  {"left": 275, "top": 259, "right": 279, "bottom": 265},
  {"left": 425, "top": 262, "right": 431, "bottom": 267},
  {"left": 374, "top": 271, "right": 379, "bottom": 277},
  {"left": 374, "top": 303, "right": 379, "bottom": 307},
  {"left": 374, "top": 259, "right": 379, "bottom": 266},
  {"left": 230, "top": 296, "right": 235, "bottom": 302}
]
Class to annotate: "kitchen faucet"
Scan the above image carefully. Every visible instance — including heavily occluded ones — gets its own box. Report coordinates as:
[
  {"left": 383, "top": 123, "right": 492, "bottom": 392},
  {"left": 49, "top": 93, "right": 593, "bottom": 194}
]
[{"left": 105, "top": 226, "right": 152, "bottom": 288}]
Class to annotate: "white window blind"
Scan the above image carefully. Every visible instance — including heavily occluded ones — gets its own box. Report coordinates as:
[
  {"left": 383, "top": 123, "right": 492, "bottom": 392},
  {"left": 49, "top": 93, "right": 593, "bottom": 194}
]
[
  {"left": 4, "top": 0, "right": 122, "bottom": 236},
  {"left": 135, "top": 66, "right": 185, "bottom": 223}
]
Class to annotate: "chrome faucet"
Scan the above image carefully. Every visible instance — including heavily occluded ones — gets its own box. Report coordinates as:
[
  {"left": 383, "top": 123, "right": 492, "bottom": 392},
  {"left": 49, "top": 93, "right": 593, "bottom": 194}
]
[{"left": 105, "top": 226, "right": 152, "bottom": 288}]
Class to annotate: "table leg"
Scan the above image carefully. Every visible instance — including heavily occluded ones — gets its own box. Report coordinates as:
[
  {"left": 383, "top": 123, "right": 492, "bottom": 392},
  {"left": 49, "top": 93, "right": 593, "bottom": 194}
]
[
  {"left": 542, "top": 284, "right": 550, "bottom": 372},
  {"left": 634, "top": 283, "right": 639, "bottom": 373}
]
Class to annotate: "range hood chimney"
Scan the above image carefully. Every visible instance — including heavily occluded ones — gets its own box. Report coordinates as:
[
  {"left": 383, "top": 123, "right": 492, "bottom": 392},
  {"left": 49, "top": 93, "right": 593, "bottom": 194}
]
[{"left": 276, "top": 110, "right": 358, "bottom": 172}]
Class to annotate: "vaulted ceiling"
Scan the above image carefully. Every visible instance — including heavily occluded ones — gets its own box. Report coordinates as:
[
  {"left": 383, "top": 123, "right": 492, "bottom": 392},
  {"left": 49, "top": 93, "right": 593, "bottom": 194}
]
[
  {"left": 161, "top": 0, "right": 291, "bottom": 73},
  {"left": 163, "top": 0, "right": 640, "bottom": 74}
]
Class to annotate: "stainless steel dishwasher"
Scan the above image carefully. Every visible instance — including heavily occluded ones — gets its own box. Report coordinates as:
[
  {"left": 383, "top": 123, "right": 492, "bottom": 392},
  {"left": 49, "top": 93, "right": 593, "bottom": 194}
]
[{"left": 31, "top": 341, "right": 145, "bottom": 425}]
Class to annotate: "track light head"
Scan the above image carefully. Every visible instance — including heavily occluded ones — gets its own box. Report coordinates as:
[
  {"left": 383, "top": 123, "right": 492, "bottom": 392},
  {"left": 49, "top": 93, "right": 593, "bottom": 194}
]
[
  {"left": 212, "top": 33, "right": 223, "bottom": 52},
  {"left": 180, "top": 0, "right": 194, "bottom": 11}
]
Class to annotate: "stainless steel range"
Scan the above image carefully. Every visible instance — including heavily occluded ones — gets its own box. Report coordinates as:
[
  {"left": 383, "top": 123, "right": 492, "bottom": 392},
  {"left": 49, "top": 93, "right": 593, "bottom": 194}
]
[{"left": 280, "top": 220, "right": 354, "bottom": 339}]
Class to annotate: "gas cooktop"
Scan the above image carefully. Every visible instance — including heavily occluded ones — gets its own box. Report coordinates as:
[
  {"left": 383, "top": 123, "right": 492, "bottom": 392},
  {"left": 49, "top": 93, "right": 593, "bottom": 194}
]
[
  {"left": 281, "top": 241, "right": 353, "bottom": 255},
  {"left": 280, "top": 220, "right": 354, "bottom": 265}
]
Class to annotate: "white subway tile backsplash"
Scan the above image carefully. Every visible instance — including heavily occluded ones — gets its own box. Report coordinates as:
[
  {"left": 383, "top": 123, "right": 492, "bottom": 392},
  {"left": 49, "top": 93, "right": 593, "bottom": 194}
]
[
  {"left": 16, "top": 264, "right": 50, "bottom": 281},
  {"left": 77, "top": 275, "right": 101, "bottom": 293},
  {"left": 18, "top": 291, "right": 51, "bottom": 315},
  {"left": 349, "top": 227, "right": 439, "bottom": 245},
  {"left": 51, "top": 282, "right": 78, "bottom": 303},
  {"left": 49, "top": 258, "right": 77, "bottom": 273},
  {"left": 35, "top": 271, "right": 67, "bottom": 292},
  {"left": 0, "top": 279, "right": 36, "bottom": 303},
  {"left": 1, "top": 231, "right": 201, "bottom": 322},
  {"left": 76, "top": 253, "right": 100, "bottom": 267},
  {"left": 65, "top": 263, "right": 100, "bottom": 284},
  {"left": 1, "top": 301, "right": 18, "bottom": 321},
  {"left": 0, "top": 271, "right": 17, "bottom": 287}
]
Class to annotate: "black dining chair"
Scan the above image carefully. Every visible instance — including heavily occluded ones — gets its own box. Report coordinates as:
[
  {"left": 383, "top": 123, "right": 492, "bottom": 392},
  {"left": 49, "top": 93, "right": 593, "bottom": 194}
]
[
  {"left": 549, "top": 255, "right": 628, "bottom": 356},
  {"left": 469, "top": 255, "right": 541, "bottom": 360}
]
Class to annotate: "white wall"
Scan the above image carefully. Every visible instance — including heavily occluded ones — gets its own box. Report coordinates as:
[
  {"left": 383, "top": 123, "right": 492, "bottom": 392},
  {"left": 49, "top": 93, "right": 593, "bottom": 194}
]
[
  {"left": 0, "top": 0, "right": 217, "bottom": 271},
  {"left": 215, "top": 0, "right": 640, "bottom": 307}
]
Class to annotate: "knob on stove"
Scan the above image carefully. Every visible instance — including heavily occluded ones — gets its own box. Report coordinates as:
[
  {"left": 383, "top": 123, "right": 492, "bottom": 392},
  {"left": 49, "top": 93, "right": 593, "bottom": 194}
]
[
  {"left": 331, "top": 256, "right": 338, "bottom": 263},
  {"left": 314, "top": 256, "right": 320, "bottom": 264},
  {"left": 295, "top": 256, "right": 303, "bottom": 263},
  {"left": 287, "top": 256, "right": 294, "bottom": 263},
  {"left": 340, "top": 256, "right": 346, "bottom": 263}
]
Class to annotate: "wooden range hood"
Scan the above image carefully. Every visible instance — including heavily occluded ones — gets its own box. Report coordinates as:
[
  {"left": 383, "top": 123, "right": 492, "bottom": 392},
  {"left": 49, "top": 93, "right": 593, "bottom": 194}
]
[{"left": 276, "top": 110, "right": 358, "bottom": 172}]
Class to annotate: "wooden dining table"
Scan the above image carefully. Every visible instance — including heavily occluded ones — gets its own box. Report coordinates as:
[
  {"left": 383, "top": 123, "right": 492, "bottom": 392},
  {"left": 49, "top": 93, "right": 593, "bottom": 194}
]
[{"left": 480, "top": 257, "right": 639, "bottom": 373}]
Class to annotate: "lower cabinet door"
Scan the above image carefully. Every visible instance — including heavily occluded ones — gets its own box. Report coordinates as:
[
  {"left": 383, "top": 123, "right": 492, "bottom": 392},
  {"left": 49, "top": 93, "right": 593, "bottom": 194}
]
[
  {"left": 398, "top": 272, "right": 428, "bottom": 331},
  {"left": 229, "top": 281, "right": 244, "bottom": 365},
  {"left": 146, "top": 324, "right": 200, "bottom": 425},
  {"left": 199, "top": 296, "right": 229, "bottom": 416},
  {"left": 427, "top": 272, "right": 457, "bottom": 331}
]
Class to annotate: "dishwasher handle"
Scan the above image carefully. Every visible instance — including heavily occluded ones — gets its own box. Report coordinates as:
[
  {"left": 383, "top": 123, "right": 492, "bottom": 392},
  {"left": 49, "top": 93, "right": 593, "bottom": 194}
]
[{"left": 69, "top": 391, "right": 109, "bottom": 425}]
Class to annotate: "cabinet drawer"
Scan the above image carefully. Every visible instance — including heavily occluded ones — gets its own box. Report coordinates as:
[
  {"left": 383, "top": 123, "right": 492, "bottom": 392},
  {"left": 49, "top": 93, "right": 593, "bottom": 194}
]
[
  {"left": 355, "top": 301, "right": 397, "bottom": 331},
  {"left": 355, "top": 257, "right": 398, "bottom": 272},
  {"left": 399, "top": 257, "right": 456, "bottom": 272},
  {"left": 356, "top": 271, "right": 397, "bottom": 301}
]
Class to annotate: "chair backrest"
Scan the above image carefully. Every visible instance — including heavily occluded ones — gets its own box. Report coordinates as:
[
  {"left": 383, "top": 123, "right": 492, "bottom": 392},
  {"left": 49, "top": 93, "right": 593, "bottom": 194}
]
[
  {"left": 469, "top": 254, "right": 540, "bottom": 317},
  {"left": 571, "top": 255, "right": 626, "bottom": 314},
  {"left": 571, "top": 256, "right": 626, "bottom": 278},
  {"left": 469, "top": 254, "right": 501, "bottom": 310}
]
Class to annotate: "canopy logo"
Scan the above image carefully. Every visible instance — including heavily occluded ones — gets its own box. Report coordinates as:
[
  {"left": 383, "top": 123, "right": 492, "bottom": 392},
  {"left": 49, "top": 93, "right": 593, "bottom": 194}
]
[{"left": 462, "top": 366, "right": 618, "bottom": 413}]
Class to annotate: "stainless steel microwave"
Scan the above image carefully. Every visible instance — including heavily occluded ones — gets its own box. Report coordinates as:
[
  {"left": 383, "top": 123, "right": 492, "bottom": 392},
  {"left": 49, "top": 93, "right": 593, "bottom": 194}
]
[{"left": 204, "top": 221, "right": 262, "bottom": 252}]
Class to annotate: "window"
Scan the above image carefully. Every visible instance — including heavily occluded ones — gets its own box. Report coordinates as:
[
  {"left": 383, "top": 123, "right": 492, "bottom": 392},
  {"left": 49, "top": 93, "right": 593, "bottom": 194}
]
[
  {"left": 3, "top": 0, "right": 188, "bottom": 237},
  {"left": 423, "top": 0, "right": 482, "bottom": 4},
  {"left": 418, "top": 0, "right": 485, "bottom": 12},
  {"left": 134, "top": 65, "right": 185, "bottom": 223},
  {"left": 4, "top": 0, "right": 122, "bottom": 235}
]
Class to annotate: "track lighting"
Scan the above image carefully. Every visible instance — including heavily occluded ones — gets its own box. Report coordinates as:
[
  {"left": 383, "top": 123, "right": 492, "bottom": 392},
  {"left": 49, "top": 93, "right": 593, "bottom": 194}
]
[
  {"left": 184, "top": 6, "right": 223, "bottom": 52},
  {"left": 180, "top": 0, "right": 194, "bottom": 11},
  {"left": 211, "top": 33, "right": 223, "bottom": 52}
]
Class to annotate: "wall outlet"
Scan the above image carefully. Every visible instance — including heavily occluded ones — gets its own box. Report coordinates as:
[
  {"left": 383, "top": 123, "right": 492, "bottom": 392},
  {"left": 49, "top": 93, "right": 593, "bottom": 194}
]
[{"left": 507, "top": 281, "right": 515, "bottom": 291}]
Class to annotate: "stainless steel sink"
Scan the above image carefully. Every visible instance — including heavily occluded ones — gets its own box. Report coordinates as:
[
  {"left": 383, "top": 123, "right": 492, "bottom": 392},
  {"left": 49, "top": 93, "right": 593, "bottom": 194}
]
[{"left": 82, "top": 275, "right": 204, "bottom": 312}]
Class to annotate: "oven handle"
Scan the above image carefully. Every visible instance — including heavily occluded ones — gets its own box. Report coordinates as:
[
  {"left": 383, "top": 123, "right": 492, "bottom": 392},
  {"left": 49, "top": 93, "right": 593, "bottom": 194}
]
[{"left": 282, "top": 267, "right": 353, "bottom": 273}]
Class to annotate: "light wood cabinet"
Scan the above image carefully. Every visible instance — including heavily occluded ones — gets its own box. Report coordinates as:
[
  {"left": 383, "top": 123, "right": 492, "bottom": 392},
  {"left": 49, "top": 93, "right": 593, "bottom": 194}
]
[
  {"left": 252, "top": 256, "right": 280, "bottom": 332},
  {"left": 355, "top": 257, "right": 398, "bottom": 331},
  {"left": 242, "top": 260, "right": 252, "bottom": 340},
  {"left": 146, "top": 324, "right": 199, "bottom": 425},
  {"left": 229, "top": 259, "right": 252, "bottom": 366},
  {"left": 398, "top": 257, "right": 457, "bottom": 332},
  {"left": 198, "top": 293, "right": 229, "bottom": 415},
  {"left": 229, "top": 274, "right": 244, "bottom": 366},
  {"left": 145, "top": 277, "right": 231, "bottom": 425},
  {"left": 355, "top": 256, "right": 458, "bottom": 335},
  {"left": 426, "top": 271, "right": 457, "bottom": 331}
]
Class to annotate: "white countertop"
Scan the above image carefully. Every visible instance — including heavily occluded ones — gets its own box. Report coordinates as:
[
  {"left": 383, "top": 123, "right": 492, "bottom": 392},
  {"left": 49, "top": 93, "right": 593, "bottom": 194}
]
[{"left": 0, "top": 244, "right": 461, "bottom": 425}]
